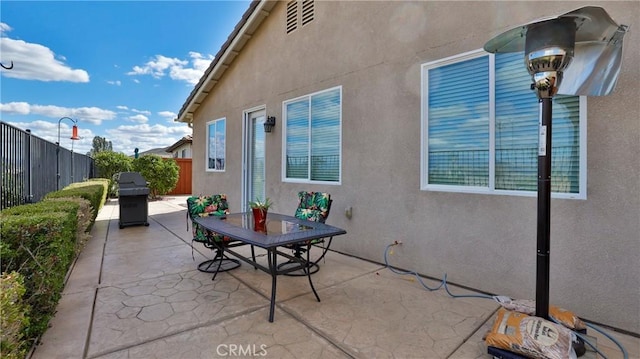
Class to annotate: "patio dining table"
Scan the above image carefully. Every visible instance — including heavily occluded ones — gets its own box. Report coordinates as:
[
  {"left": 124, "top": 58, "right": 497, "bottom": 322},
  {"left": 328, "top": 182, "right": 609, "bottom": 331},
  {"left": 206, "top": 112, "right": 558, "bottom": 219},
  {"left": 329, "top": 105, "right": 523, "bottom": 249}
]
[{"left": 194, "top": 212, "right": 347, "bottom": 322}]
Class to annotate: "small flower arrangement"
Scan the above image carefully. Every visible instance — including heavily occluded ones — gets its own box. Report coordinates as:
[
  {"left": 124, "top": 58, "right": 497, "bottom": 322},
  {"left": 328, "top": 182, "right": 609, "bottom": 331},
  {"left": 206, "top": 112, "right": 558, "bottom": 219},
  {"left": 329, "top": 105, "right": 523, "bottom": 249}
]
[{"left": 249, "top": 197, "right": 272, "bottom": 211}]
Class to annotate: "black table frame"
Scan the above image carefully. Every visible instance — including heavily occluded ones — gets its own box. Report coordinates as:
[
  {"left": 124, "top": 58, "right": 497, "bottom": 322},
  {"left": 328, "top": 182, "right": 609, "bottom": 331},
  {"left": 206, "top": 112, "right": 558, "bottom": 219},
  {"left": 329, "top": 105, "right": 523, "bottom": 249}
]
[{"left": 194, "top": 212, "right": 347, "bottom": 322}]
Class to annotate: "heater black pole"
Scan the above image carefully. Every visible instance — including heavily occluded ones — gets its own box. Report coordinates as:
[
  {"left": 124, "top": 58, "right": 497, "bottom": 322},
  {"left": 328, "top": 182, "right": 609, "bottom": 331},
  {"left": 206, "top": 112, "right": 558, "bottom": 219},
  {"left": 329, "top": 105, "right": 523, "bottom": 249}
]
[{"left": 536, "top": 97, "right": 552, "bottom": 320}]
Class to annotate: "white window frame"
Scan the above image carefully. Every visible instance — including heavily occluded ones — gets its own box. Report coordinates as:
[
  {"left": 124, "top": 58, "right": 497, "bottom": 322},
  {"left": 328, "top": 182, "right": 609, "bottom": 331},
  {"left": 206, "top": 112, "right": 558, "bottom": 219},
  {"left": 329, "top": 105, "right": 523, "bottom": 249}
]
[
  {"left": 281, "top": 86, "right": 343, "bottom": 185},
  {"left": 420, "top": 49, "right": 587, "bottom": 199},
  {"left": 206, "top": 117, "right": 226, "bottom": 172}
]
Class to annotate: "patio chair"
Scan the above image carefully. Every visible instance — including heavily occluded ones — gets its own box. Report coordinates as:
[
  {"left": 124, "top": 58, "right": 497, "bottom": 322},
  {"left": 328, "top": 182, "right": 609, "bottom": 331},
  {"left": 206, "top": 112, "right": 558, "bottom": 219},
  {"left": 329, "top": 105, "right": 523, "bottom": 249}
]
[
  {"left": 186, "top": 195, "right": 255, "bottom": 279},
  {"left": 278, "top": 191, "right": 333, "bottom": 276}
]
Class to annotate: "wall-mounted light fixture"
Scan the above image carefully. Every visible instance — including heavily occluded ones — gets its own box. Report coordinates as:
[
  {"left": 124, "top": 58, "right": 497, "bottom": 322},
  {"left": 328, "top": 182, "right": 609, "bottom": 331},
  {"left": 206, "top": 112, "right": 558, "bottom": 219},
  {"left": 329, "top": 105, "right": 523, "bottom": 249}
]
[
  {"left": 264, "top": 116, "right": 276, "bottom": 133},
  {"left": 484, "top": 6, "right": 628, "bottom": 320}
]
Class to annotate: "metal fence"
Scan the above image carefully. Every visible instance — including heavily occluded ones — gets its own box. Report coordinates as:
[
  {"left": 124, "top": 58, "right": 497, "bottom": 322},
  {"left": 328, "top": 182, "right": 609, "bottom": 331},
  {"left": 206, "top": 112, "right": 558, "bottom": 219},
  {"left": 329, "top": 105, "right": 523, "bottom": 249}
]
[{"left": 1, "top": 121, "right": 96, "bottom": 210}]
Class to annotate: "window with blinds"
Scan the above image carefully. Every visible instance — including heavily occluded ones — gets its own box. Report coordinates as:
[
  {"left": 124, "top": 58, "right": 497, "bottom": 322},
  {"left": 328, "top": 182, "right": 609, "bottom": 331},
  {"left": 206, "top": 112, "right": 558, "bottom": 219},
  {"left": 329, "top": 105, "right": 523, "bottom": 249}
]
[
  {"left": 206, "top": 118, "right": 226, "bottom": 171},
  {"left": 284, "top": 87, "right": 341, "bottom": 183},
  {"left": 421, "top": 50, "right": 585, "bottom": 198}
]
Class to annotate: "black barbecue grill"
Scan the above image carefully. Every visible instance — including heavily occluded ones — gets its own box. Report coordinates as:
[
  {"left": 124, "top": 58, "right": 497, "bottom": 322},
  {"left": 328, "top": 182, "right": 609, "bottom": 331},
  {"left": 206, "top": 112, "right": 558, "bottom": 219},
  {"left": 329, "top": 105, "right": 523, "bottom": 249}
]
[{"left": 117, "top": 171, "right": 150, "bottom": 229}]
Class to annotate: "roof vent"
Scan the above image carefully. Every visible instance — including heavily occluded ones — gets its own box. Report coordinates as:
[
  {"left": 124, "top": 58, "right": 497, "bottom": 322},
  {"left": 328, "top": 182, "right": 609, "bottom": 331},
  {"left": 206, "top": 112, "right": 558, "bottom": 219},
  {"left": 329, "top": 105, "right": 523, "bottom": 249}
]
[
  {"left": 301, "top": 0, "right": 314, "bottom": 26},
  {"left": 287, "top": 0, "right": 314, "bottom": 34},
  {"left": 286, "top": 0, "right": 298, "bottom": 34}
]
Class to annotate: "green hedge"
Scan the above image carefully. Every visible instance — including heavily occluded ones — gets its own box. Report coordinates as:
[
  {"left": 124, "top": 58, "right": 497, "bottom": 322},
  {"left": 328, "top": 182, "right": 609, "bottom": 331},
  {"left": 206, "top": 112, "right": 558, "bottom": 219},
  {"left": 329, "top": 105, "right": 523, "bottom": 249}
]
[
  {"left": 0, "top": 212, "right": 76, "bottom": 344},
  {"left": 84, "top": 178, "right": 109, "bottom": 208},
  {"left": 0, "top": 179, "right": 108, "bottom": 354},
  {"left": 0, "top": 272, "right": 30, "bottom": 359},
  {"left": 45, "top": 197, "right": 93, "bottom": 249},
  {"left": 45, "top": 182, "right": 105, "bottom": 221}
]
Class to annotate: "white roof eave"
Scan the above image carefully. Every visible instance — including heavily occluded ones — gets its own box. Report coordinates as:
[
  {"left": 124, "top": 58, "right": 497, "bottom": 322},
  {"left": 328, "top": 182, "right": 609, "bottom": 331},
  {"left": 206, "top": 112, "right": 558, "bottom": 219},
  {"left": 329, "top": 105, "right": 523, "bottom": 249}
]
[{"left": 175, "top": 1, "right": 275, "bottom": 124}]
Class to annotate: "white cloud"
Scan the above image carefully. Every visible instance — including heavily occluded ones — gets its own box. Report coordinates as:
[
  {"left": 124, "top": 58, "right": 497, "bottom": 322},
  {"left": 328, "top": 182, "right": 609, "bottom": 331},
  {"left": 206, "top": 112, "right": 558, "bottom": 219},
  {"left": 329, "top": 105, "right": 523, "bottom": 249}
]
[
  {"left": 189, "top": 51, "right": 213, "bottom": 69},
  {"left": 158, "top": 111, "right": 176, "bottom": 117},
  {"left": 1, "top": 101, "right": 116, "bottom": 125},
  {"left": 128, "top": 52, "right": 213, "bottom": 85},
  {"left": 0, "top": 101, "right": 30, "bottom": 114},
  {"left": 107, "top": 80, "right": 121, "bottom": 86},
  {"left": 131, "top": 108, "right": 151, "bottom": 115},
  {"left": 128, "top": 55, "right": 187, "bottom": 78},
  {"left": 0, "top": 24, "right": 89, "bottom": 82},
  {"left": 168, "top": 67, "right": 203, "bottom": 85},
  {"left": 128, "top": 114, "right": 148, "bottom": 123},
  {"left": 7, "top": 119, "right": 192, "bottom": 155},
  {"left": 158, "top": 111, "right": 176, "bottom": 120},
  {"left": 7, "top": 120, "right": 94, "bottom": 154},
  {"left": 0, "top": 23, "right": 12, "bottom": 34},
  {"left": 116, "top": 106, "right": 152, "bottom": 121},
  {"left": 106, "top": 123, "right": 191, "bottom": 153}
]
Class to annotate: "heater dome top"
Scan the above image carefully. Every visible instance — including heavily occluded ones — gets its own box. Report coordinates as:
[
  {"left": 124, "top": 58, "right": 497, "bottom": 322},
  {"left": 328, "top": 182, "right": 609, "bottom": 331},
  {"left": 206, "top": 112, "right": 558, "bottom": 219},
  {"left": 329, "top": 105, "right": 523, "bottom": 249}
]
[
  {"left": 483, "top": 6, "right": 622, "bottom": 54},
  {"left": 483, "top": 6, "right": 628, "bottom": 97}
]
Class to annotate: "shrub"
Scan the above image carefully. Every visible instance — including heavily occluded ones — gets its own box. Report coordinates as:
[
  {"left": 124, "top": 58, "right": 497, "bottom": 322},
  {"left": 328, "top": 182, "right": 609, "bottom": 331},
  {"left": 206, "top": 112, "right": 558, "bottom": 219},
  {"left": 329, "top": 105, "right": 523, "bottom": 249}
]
[
  {"left": 0, "top": 212, "right": 75, "bottom": 342},
  {"left": 45, "top": 197, "right": 93, "bottom": 250},
  {"left": 69, "top": 179, "right": 109, "bottom": 213},
  {"left": 0, "top": 180, "right": 106, "bottom": 354},
  {"left": 94, "top": 151, "right": 133, "bottom": 197},
  {"left": 132, "top": 155, "right": 179, "bottom": 199},
  {"left": 1, "top": 163, "right": 23, "bottom": 210},
  {"left": 85, "top": 178, "right": 110, "bottom": 205},
  {"left": 45, "top": 183, "right": 104, "bottom": 221},
  {"left": 0, "top": 272, "right": 30, "bottom": 359}
]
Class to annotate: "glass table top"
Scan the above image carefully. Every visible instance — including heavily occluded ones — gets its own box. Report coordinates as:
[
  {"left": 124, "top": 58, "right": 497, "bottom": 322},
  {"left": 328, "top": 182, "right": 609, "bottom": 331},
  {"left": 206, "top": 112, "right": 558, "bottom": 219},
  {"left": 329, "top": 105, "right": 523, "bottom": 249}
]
[
  {"left": 222, "top": 212, "right": 314, "bottom": 235},
  {"left": 194, "top": 212, "right": 346, "bottom": 248}
]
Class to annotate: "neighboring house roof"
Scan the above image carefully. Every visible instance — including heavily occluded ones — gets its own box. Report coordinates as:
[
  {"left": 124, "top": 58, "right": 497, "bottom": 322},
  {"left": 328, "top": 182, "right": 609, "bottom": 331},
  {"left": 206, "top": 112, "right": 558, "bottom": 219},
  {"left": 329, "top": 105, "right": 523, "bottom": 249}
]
[
  {"left": 176, "top": 0, "right": 276, "bottom": 124},
  {"left": 166, "top": 135, "right": 193, "bottom": 153},
  {"left": 134, "top": 147, "right": 172, "bottom": 158}
]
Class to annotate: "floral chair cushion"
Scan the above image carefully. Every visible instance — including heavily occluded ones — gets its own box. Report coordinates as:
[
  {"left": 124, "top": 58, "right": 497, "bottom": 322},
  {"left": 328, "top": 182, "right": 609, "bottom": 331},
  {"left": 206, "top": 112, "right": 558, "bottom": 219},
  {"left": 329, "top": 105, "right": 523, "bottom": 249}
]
[
  {"left": 294, "top": 191, "right": 331, "bottom": 223},
  {"left": 186, "top": 195, "right": 230, "bottom": 244}
]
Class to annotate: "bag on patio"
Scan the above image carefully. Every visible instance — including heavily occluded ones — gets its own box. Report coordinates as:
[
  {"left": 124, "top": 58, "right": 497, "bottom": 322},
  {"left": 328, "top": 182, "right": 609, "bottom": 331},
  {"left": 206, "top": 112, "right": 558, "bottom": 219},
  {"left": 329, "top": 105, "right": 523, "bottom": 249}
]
[
  {"left": 493, "top": 296, "right": 586, "bottom": 330},
  {"left": 485, "top": 308, "right": 576, "bottom": 359}
]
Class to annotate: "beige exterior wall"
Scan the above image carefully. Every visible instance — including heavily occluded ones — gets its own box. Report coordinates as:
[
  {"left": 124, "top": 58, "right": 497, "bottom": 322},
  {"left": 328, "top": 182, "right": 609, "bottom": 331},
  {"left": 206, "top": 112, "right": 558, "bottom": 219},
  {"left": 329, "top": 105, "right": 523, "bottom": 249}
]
[{"left": 189, "top": 1, "right": 639, "bottom": 333}]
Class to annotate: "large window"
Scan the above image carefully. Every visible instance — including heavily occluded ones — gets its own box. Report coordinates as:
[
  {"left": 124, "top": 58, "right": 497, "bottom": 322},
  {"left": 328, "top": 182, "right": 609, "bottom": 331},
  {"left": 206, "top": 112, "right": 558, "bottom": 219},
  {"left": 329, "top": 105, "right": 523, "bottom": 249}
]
[
  {"left": 206, "top": 118, "right": 226, "bottom": 171},
  {"left": 421, "top": 50, "right": 585, "bottom": 198},
  {"left": 283, "top": 86, "right": 342, "bottom": 183}
]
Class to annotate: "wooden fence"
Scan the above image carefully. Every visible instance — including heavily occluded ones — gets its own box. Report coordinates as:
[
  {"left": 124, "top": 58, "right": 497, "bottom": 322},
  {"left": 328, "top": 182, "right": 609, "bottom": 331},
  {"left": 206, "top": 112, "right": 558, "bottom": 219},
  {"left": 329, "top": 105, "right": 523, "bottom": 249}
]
[{"left": 167, "top": 158, "right": 192, "bottom": 195}]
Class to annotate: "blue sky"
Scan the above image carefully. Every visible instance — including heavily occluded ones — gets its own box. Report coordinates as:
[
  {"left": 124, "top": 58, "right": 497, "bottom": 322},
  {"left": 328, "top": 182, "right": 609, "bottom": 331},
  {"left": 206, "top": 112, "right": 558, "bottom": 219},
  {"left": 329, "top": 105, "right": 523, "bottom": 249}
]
[{"left": 1, "top": 0, "right": 251, "bottom": 155}]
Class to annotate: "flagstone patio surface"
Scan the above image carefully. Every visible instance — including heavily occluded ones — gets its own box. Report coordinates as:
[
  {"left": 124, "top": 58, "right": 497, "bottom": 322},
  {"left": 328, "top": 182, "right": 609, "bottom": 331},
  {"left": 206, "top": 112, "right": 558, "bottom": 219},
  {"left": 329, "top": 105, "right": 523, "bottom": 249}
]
[{"left": 30, "top": 196, "right": 639, "bottom": 359}]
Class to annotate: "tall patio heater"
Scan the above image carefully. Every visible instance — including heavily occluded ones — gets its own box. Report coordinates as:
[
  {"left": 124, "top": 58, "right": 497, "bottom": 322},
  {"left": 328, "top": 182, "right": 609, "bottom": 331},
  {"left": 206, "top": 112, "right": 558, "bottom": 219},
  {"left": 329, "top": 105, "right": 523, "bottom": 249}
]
[{"left": 484, "top": 7, "right": 628, "bottom": 320}]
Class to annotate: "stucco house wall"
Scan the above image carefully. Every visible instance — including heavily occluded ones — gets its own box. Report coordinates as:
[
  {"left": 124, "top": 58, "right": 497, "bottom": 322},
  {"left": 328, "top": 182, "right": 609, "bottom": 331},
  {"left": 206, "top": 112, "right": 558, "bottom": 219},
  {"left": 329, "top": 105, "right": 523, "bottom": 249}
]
[{"left": 184, "top": 1, "right": 639, "bottom": 333}]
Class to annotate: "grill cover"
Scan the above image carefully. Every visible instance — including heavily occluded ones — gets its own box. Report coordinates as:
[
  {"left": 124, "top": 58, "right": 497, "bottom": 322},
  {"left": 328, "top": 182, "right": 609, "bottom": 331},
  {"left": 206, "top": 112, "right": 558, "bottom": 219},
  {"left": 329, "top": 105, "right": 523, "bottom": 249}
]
[
  {"left": 116, "top": 172, "right": 149, "bottom": 228},
  {"left": 117, "top": 172, "right": 150, "bottom": 196},
  {"left": 119, "top": 187, "right": 150, "bottom": 196}
]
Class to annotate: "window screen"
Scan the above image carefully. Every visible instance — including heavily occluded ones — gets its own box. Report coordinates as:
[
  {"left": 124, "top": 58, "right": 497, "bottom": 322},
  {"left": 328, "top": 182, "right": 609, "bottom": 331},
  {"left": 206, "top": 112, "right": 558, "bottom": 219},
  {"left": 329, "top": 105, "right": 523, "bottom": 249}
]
[
  {"left": 422, "top": 51, "right": 583, "bottom": 197},
  {"left": 207, "top": 118, "right": 225, "bottom": 171},
  {"left": 284, "top": 87, "right": 341, "bottom": 183}
]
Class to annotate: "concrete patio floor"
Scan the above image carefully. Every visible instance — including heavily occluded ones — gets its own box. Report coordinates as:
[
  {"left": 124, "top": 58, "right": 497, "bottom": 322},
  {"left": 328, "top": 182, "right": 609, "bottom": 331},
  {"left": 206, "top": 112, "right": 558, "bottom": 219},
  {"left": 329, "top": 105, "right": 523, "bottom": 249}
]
[{"left": 30, "top": 196, "right": 639, "bottom": 359}]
